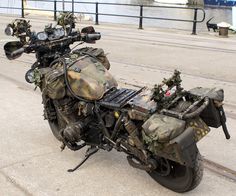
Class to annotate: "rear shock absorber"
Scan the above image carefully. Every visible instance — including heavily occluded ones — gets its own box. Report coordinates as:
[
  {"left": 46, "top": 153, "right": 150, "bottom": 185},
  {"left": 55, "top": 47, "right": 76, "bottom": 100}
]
[{"left": 123, "top": 117, "right": 145, "bottom": 150}]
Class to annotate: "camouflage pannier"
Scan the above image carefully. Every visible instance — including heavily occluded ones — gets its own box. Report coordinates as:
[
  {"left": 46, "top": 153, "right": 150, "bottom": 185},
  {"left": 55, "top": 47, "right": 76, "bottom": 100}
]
[
  {"left": 142, "top": 114, "right": 186, "bottom": 163},
  {"left": 142, "top": 114, "right": 186, "bottom": 144},
  {"left": 43, "top": 63, "right": 66, "bottom": 100},
  {"left": 142, "top": 113, "right": 210, "bottom": 164}
]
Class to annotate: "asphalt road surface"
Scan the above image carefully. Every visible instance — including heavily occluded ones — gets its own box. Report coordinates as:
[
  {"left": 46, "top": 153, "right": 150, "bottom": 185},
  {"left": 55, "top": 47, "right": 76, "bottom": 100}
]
[{"left": 0, "top": 14, "right": 236, "bottom": 196}]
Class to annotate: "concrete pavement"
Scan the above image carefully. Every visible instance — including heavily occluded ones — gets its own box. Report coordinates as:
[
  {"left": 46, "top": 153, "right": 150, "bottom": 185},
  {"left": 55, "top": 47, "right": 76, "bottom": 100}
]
[{"left": 0, "top": 14, "right": 236, "bottom": 195}]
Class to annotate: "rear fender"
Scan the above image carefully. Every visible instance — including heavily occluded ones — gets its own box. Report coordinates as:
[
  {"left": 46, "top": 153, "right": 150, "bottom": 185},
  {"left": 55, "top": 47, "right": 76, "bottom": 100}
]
[{"left": 170, "top": 127, "right": 198, "bottom": 167}]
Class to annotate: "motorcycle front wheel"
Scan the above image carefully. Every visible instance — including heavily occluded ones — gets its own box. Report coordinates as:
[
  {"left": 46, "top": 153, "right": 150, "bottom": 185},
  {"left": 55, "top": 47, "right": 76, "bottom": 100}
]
[
  {"left": 148, "top": 152, "right": 203, "bottom": 193},
  {"left": 48, "top": 119, "right": 63, "bottom": 142},
  {"left": 48, "top": 111, "right": 67, "bottom": 142}
]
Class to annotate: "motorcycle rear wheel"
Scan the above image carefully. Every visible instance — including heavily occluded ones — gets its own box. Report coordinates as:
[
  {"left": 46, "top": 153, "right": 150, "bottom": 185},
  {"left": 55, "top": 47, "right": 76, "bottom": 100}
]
[{"left": 148, "top": 153, "right": 203, "bottom": 193}]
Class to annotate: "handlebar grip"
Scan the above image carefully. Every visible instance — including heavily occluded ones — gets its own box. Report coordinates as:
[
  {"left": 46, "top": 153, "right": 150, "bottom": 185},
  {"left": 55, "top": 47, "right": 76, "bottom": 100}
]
[
  {"left": 11, "top": 48, "right": 25, "bottom": 58},
  {"left": 84, "top": 33, "right": 101, "bottom": 42}
]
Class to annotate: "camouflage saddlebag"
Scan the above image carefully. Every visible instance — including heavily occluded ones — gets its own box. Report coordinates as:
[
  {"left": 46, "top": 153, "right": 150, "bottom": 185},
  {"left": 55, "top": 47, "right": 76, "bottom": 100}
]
[
  {"left": 42, "top": 63, "right": 66, "bottom": 100},
  {"left": 73, "top": 47, "right": 110, "bottom": 70},
  {"left": 142, "top": 114, "right": 198, "bottom": 166},
  {"left": 142, "top": 114, "right": 186, "bottom": 144},
  {"left": 142, "top": 113, "right": 210, "bottom": 166},
  {"left": 188, "top": 87, "right": 224, "bottom": 128}
]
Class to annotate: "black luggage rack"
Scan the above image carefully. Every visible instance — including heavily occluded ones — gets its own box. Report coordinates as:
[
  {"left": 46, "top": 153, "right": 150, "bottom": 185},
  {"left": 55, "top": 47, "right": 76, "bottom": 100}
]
[{"left": 99, "top": 88, "right": 143, "bottom": 109}]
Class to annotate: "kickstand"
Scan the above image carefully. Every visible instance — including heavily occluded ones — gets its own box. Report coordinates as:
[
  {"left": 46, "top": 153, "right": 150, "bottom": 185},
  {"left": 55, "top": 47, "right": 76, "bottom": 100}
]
[{"left": 67, "top": 146, "right": 99, "bottom": 172}]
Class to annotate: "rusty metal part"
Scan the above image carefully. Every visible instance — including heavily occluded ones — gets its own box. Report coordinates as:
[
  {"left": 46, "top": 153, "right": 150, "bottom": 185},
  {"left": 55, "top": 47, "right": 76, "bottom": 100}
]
[
  {"left": 128, "top": 109, "right": 147, "bottom": 121},
  {"left": 111, "top": 113, "right": 124, "bottom": 140},
  {"left": 124, "top": 118, "right": 145, "bottom": 150},
  {"left": 128, "top": 88, "right": 156, "bottom": 114},
  {"left": 120, "top": 139, "right": 148, "bottom": 163},
  {"left": 128, "top": 137, "right": 135, "bottom": 146},
  {"left": 94, "top": 105, "right": 111, "bottom": 138},
  {"left": 127, "top": 156, "right": 156, "bottom": 172}
]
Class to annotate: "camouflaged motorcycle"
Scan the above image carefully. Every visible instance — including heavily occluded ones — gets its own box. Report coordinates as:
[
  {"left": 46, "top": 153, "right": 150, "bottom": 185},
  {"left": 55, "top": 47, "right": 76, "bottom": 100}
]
[{"left": 3, "top": 13, "right": 230, "bottom": 193}]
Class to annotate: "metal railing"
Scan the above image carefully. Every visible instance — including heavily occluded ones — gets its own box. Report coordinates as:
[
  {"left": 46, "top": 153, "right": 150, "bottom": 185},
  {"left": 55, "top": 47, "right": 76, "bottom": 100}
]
[{"left": 1, "top": 0, "right": 206, "bottom": 35}]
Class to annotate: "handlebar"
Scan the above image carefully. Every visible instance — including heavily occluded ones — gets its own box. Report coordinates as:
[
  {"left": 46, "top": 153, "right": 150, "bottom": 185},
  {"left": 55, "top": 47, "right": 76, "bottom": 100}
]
[
  {"left": 8, "top": 32, "right": 101, "bottom": 58},
  {"left": 84, "top": 33, "right": 101, "bottom": 41},
  {"left": 11, "top": 47, "right": 25, "bottom": 58}
]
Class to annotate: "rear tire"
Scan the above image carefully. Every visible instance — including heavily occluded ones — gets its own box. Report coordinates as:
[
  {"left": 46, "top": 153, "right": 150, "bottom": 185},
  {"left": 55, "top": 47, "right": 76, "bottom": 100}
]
[{"left": 148, "top": 152, "right": 203, "bottom": 193}]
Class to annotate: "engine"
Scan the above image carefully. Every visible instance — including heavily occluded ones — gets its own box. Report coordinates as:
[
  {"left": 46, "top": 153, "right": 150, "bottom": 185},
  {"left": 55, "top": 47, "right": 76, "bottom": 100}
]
[{"left": 52, "top": 97, "right": 90, "bottom": 143}]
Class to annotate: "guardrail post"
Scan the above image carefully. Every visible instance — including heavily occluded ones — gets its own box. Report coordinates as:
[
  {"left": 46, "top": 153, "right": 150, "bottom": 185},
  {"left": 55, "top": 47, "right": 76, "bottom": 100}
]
[
  {"left": 192, "top": 8, "right": 198, "bottom": 35},
  {"left": 72, "top": 0, "right": 74, "bottom": 14},
  {"left": 62, "top": 0, "right": 65, "bottom": 12},
  {"left": 54, "top": 0, "right": 57, "bottom": 21},
  {"left": 21, "top": 0, "right": 25, "bottom": 18},
  {"left": 139, "top": 5, "right": 143, "bottom": 29},
  {"left": 95, "top": 2, "right": 99, "bottom": 25}
]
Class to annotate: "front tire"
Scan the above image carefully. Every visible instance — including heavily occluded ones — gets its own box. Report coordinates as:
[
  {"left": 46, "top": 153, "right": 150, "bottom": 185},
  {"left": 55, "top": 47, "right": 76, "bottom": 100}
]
[
  {"left": 148, "top": 153, "right": 203, "bottom": 193},
  {"left": 48, "top": 119, "right": 64, "bottom": 142}
]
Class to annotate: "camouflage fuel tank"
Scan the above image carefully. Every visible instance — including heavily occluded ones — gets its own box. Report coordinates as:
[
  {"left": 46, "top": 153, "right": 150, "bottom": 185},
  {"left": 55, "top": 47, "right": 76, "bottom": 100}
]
[{"left": 67, "top": 55, "right": 117, "bottom": 100}]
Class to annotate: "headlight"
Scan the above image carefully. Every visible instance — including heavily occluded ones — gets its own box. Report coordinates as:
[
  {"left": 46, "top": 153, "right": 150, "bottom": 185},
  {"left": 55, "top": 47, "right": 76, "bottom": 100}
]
[
  {"left": 25, "top": 68, "right": 35, "bottom": 83},
  {"left": 37, "top": 32, "right": 48, "bottom": 41},
  {"left": 5, "top": 26, "right": 13, "bottom": 36}
]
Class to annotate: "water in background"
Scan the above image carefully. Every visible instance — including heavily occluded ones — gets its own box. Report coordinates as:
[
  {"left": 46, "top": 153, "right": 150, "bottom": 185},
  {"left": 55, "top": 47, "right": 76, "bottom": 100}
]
[{"left": 0, "top": 0, "right": 232, "bottom": 31}]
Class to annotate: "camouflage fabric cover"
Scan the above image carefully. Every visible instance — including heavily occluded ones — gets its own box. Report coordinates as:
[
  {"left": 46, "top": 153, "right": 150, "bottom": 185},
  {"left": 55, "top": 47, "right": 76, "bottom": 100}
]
[
  {"left": 41, "top": 49, "right": 115, "bottom": 100},
  {"left": 73, "top": 47, "right": 110, "bottom": 70},
  {"left": 67, "top": 55, "right": 117, "bottom": 100},
  {"left": 57, "top": 12, "right": 76, "bottom": 28},
  {"left": 142, "top": 114, "right": 186, "bottom": 143},
  {"left": 187, "top": 117, "right": 210, "bottom": 141},
  {"left": 188, "top": 87, "right": 224, "bottom": 102},
  {"left": 142, "top": 114, "right": 210, "bottom": 164},
  {"left": 43, "top": 64, "right": 65, "bottom": 99},
  {"left": 5, "top": 19, "right": 31, "bottom": 44}
]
